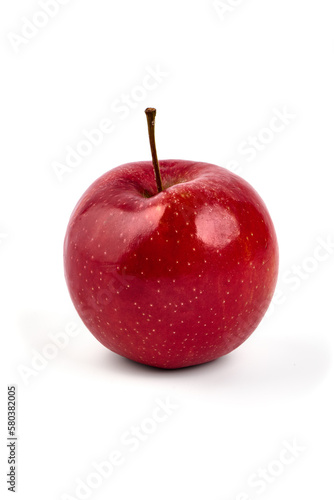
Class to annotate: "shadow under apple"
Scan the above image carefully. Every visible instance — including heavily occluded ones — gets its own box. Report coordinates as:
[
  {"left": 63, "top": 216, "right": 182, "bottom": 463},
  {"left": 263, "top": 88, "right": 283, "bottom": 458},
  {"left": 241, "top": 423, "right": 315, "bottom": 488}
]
[{"left": 94, "top": 333, "right": 331, "bottom": 401}]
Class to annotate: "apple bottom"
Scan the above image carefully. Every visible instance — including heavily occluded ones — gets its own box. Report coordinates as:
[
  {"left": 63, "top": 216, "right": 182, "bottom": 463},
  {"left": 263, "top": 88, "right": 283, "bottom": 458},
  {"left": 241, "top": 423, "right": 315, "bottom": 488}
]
[{"left": 71, "top": 263, "right": 276, "bottom": 369}]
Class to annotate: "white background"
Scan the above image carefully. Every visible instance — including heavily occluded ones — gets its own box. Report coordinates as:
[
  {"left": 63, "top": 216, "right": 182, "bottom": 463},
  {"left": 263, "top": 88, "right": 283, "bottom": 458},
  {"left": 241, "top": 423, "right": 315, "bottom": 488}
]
[{"left": 1, "top": 1, "right": 334, "bottom": 499}]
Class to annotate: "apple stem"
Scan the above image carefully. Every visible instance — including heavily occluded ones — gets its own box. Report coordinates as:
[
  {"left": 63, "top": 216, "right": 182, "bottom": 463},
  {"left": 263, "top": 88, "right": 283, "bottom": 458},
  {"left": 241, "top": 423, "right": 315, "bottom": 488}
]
[{"left": 145, "top": 108, "right": 163, "bottom": 193}]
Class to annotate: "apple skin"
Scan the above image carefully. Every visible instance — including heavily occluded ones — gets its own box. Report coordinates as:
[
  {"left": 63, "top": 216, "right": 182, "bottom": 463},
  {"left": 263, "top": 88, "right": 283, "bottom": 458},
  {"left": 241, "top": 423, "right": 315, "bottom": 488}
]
[{"left": 64, "top": 160, "right": 278, "bottom": 369}]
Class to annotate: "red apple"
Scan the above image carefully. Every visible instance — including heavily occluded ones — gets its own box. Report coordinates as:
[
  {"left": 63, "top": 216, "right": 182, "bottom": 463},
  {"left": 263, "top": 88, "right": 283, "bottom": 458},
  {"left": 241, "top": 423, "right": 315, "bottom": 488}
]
[{"left": 64, "top": 108, "right": 278, "bottom": 369}]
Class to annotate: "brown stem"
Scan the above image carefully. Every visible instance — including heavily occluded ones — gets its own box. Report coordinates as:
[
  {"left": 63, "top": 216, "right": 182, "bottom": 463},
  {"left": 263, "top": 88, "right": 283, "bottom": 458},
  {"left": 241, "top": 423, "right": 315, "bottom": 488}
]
[{"left": 145, "top": 107, "right": 163, "bottom": 193}]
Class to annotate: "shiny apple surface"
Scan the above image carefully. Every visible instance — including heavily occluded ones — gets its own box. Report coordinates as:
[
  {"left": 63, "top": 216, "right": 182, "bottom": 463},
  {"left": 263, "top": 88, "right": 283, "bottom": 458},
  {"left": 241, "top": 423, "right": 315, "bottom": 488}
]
[{"left": 64, "top": 160, "right": 279, "bottom": 368}]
